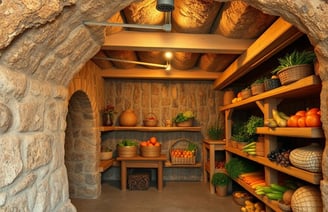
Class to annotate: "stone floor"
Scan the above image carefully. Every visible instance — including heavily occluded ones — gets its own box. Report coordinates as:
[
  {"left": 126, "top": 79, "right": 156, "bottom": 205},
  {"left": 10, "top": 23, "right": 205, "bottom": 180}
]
[{"left": 71, "top": 181, "right": 241, "bottom": 212}]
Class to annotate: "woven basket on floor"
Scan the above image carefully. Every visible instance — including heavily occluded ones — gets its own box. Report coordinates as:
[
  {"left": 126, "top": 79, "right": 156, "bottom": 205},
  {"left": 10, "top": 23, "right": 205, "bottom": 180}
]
[{"left": 277, "top": 64, "right": 313, "bottom": 85}]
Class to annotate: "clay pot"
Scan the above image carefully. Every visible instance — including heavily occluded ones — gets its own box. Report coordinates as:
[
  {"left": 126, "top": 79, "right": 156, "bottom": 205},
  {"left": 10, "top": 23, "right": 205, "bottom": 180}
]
[
  {"left": 223, "top": 90, "right": 235, "bottom": 105},
  {"left": 119, "top": 109, "right": 138, "bottom": 126}
]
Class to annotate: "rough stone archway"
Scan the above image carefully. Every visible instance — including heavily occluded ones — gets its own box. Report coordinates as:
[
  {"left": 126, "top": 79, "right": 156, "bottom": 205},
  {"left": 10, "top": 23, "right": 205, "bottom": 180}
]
[
  {"left": 0, "top": 0, "right": 327, "bottom": 211},
  {"left": 65, "top": 91, "right": 100, "bottom": 199}
]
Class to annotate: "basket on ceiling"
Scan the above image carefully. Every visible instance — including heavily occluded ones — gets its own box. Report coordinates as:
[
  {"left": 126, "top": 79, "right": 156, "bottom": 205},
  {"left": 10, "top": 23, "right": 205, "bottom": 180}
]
[
  {"left": 170, "top": 138, "right": 197, "bottom": 165},
  {"left": 277, "top": 64, "right": 313, "bottom": 85}
]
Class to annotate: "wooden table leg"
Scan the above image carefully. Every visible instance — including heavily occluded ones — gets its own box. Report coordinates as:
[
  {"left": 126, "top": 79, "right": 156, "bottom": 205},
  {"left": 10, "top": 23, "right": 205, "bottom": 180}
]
[
  {"left": 203, "top": 143, "right": 208, "bottom": 183},
  {"left": 157, "top": 161, "right": 163, "bottom": 192},
  {"left": 209, "top": 144, "right": 215, "bottom": 194},
  {"left": 121, "top": 161, "right": 127, "bottom": 191}
]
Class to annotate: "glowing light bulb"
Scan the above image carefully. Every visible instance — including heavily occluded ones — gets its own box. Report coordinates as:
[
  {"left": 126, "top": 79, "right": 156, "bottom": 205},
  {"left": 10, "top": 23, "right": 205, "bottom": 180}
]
[{"left": 164, "top": 51, "right": 173, "bottom": 60}]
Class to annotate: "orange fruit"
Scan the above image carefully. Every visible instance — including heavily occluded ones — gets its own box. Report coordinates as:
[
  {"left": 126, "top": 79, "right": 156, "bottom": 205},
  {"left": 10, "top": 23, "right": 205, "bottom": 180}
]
[
  {"left": 140, "top": 141, "right": 147, "bottom": 147},
  {"left": 154, "top": 142, "right": 160, "bottom": 147},
  {"left": 149, "top": 136, "right": 157, "bottom": 144}
]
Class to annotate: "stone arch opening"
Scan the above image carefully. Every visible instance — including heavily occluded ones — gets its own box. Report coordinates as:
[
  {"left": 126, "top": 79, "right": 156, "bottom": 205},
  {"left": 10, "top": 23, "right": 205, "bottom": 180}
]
[{"left": 65, "top": 90, "right": 101, "bottom": 199}]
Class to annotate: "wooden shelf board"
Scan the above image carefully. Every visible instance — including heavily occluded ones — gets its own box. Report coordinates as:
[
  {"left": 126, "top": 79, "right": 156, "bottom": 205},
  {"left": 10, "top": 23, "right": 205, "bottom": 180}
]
[
  {"left": 226, "top": 146, "right": 322, "bottom": 185},
  {"left": 220, "top": 75, "right": 321, "bottom": 111},
  {"left": 257, "top": 127, "right": 324, "bottom": 138},
  {"left": 100, "top": 126, "right": 201, "bottom": 132},
  {"left": 233, "top": 178, "right": 282, "bottom": 212},
  {"left": 165, "top": 161, "right": 202, "bottom": 168},
  {"left": 99, "top": 159, "right": 114, "bottom": 172},
  {"left": 213, "top": 17, "right": 303, "bottom": 90}
]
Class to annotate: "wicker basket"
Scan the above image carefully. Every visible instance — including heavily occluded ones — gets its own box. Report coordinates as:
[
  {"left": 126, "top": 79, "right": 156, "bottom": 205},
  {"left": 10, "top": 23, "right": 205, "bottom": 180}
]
[
  {"left": 232, "top": 191, "right": 254, "bottom": 206},
  {"left": 289, "top": 143, "right": 322, "bottom": 172},
  {"left": 170, "top": 138, "right": 197, "bottom": 164},
  {"left": 277, "top": 64, "right": 313, "bottom": 85},
  {"left": 140, "top": 145, "right": 161, "bottom": 157},
  {"left": 143, "top": 112, "right": 158, "bottom": 127},
  {"left": 240, "top": 88, "right": 252, "bottom": 100},
  {"left": 117, "top": 145, "right": 138, "bottom": 158},
  {"left": 291, "top": 186, "right": 323, "bottom": 212},
  {"left": 176, "top": 118, "right": 193, "bottom": 127},
  {"left": 251, "top": 83, "right": 265, "bottom": 95},
  {"left": 264, "top": 78, "right": 281, "bottom": 91}
]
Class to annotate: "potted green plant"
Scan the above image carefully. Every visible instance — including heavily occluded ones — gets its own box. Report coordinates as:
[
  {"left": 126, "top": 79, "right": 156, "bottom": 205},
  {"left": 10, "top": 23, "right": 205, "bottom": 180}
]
[
  {"left": 173, "top": 110, "right": 195, "bottom": 127},
  {"left": 211, "top": 173, "right": 231, "bottom": 196},
  {"left": 207, "top": 124, "right": 224, "bottom": 140},
  {"left": 271, "top": 50, "right": 316, "bottom": 85}
]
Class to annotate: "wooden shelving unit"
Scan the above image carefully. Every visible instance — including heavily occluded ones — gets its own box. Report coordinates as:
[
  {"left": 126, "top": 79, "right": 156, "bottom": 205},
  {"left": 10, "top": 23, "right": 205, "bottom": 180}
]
[
  {"left": 164, "top": 161, "right": 202, "bottom": 168},
  {"left": 226, "top": 146, "right": 322, "bottom": 185},
  {"left": 99, "top": 159, "right": 114, "bottom": 172},
  {"left": 99, "top": 126, "right": 202, "bottom": 172},
  {"left": 99, "top": 126, "right": 201, "bottom": 132},
  {"left": 221, "top": 75, "right": 323, "bottom": 211}
]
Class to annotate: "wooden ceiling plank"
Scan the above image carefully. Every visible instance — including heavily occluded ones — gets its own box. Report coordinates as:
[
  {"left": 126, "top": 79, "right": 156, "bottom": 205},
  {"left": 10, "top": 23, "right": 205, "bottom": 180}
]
[
  {"left": 100, "top": 68, "right": 221, "bottom": 80},
  {"left": 102, "top": 31, "right": 255, "bottom": 54},
  {"left": 213, "top": 17, "right": 303, "bottom": 90}
]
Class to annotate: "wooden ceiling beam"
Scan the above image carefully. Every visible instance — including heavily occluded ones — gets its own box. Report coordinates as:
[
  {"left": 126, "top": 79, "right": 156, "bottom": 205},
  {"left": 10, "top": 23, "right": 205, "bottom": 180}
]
[
  {"left": 213, "top": 17, "right": 304, "bottom": 90},
  {"left": 102, "top": 31, "right": 255, "bottom": 54},
  {"left": 100, "top": 68, "right": 221, "bottom": 80}
]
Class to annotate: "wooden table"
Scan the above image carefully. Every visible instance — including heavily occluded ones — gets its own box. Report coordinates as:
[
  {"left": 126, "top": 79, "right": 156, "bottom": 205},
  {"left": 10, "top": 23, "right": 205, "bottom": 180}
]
[
  {"left": 116, "top": 154, "right": 167, "bottom": 191},
  {"left": 202, "top": 139, "right": 226, "bottom": 194}
]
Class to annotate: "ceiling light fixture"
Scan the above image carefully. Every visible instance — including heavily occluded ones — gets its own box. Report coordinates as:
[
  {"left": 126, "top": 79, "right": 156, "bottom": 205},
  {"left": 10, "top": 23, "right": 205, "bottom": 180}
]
[
  {"left": 83, "top": 21, "right": 172, "bottom": 32},
  {"left": 83, "top": 1, "right": 174, "bottom": 32},
  {"left": 156, "top": 0, "right": 175, "bottom": 12}
]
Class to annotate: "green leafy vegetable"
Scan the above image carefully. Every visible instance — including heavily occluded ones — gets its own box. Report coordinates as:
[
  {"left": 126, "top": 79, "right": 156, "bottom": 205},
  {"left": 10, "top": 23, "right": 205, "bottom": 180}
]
[
  {"left": 225, "top": 157, "right": 260, "bottom": 179},
  {"left": 118, "top": 139, "right": 138, "bottom": 147}
]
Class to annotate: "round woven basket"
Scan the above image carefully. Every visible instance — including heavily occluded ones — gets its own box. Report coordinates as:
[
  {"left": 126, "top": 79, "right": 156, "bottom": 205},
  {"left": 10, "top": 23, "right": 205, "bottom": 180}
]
[
  {"left": 291, "top": 186, "right": 323, "bottom": 212},
  {"left": 277, "top": 64, "right": 313, "bottom": 85},
  {"left": 118, "top": 145, "right": 138, "bottom": 158},
  {"left": 251, "top": 83, "right": 264, "bottom": 95},
  {"left": 240, "top": 88, "right": 252, "bottom": 99},
  {"left": 143, "top": 112, "right": 158, "bottom": 127},
  {"left": 232, "top": 191, "right": 254, "bottom": 206},
  {"left": 264, "top": 78, "right": 281, "bottom": 91},
  {"left": 176, "top": 118, "right": 193, "bottom": 127},
  {"left": 289, "top": 143, "right": 322, "bottom": 173},
  {"left": 140, "top": 145, "right": 161, "bottom": 157}
]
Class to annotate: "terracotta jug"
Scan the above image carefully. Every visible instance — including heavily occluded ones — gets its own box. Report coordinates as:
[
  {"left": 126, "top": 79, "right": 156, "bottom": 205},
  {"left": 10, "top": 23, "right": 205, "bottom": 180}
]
[
  {"left": 119, "top": 109, "right": 137, "bottom": 126},
  {"left": 223, "top": 90, "right": 234, "bottom": 105}
]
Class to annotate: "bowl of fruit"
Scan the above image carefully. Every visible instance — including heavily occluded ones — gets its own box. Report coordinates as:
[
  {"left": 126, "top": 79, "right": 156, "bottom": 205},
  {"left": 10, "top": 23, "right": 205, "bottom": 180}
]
[
  {"left": 232, "top": 191, "right": 254, "bottom": 206},
  {"left": 143, "top": 113, "right": 158, "bottom": 127}
]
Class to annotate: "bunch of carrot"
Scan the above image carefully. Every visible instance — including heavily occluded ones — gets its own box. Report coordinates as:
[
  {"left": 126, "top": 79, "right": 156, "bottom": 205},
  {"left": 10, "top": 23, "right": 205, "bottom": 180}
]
[{"left": 239, "top": 171, "right": 266, "bottom": 189}]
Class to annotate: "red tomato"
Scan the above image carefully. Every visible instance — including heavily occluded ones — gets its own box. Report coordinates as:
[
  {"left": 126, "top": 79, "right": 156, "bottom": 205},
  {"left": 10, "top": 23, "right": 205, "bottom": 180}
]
[
  {"left": 297, "top": 116, "right": 307, "bottom": 127},
  {"left": 305, "top": 114, "right": 322, "bottom": 127},
  {"left": 295, "top": 110, "right": 306, "bottom": 117},
  {"left": 306, "top": 108, "right": 320, "bottom": 116},
  {"left": 287, "top": 115, "right": 302, "bottom": 127}
]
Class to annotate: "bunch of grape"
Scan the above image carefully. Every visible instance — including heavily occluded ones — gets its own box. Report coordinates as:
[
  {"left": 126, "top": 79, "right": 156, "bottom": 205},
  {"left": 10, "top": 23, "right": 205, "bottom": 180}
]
[{"left": 267, "top": 148, "right": 291, "bottom": 167}]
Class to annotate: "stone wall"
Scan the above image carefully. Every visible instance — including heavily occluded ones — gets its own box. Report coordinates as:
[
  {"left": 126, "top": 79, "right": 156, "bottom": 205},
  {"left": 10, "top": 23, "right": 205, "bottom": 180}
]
[
  {"left": 101, "top": 79, "right": 223, "bottom": 181},
  {"left": 0, "top": 0, "right": 328, "bottom": 211}
]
